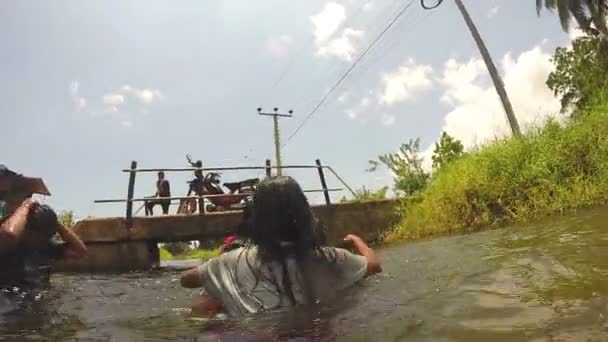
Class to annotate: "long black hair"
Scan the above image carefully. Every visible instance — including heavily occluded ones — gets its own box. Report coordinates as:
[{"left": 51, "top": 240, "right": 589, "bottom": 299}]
[{"left": 242, "top": 176, "right": 333, "bottom": 308}]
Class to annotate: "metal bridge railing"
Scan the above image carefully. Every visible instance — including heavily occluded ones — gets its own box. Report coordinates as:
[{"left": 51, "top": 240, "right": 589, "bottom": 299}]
[{"left": 94, "top": 158, "right": 357, "bottom": 227}]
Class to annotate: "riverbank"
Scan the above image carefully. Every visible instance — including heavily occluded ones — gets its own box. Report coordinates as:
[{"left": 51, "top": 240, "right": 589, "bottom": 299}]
[
  {"left": 159, "top": 247, "right": 219, "bottom": 261},
  {"left": 384, "top": 102, "right": 608, "bottom": 242}
]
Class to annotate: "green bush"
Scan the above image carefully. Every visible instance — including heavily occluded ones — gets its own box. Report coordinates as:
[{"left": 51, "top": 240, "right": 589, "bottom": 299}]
[{"left": 386, "top": 107, "right": 608, "bottom": 241}]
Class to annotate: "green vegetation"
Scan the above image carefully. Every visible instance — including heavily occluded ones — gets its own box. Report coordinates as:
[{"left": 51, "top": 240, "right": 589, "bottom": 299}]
[
  {"left": 58, "top": 210, "right": 75, "bottom": 227},
  {"left": 369, "top": 133, "right": 465, "bottom": 197},
  {"left": 431, "top": 132, "right": 465, "bottom": 170},
  {"left": 547, "top": 35, "right": 608, "bottom": 113},
  {"left": 159, "top": 246, "right": 220, "bottom": 261},
  {"left": 378, "top": 34, "right": 608, "bottom": 242},
  {"left": 536, "top": 0, "right": 608, "bottom": 37},
  {"left": 369, "top": 138, "right": 429, "bottom": 196},
  {"left": 340, "top": 186, "right": 388, "bottom": 203}
]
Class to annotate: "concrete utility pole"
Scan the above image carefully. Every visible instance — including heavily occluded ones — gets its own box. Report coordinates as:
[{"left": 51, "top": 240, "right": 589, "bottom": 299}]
[{"left": 257, "top": 107, "right": 293, "bottom": 176}]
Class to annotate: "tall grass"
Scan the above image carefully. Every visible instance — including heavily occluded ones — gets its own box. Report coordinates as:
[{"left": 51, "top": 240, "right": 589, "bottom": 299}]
[
  {"left": 386, "top": 105, "right": 608, "bottom": 241},
  {"left": 159, "top": 247, "right": 220, "bottom": 261}
]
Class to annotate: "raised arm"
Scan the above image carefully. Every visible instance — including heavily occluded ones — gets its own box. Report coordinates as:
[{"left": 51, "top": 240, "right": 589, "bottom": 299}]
[
  {"left": 0, "top": 199, "right": 35, "bottom": 244},
  {"left": 57, "top": 223, "right": 87, "bottom": 260},
  {"left": 344, "top": 234, "right": 382, "bottom": 275}
]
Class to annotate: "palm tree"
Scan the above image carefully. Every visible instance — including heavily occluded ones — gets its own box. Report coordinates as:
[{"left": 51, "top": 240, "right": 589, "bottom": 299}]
[
  {"left": 421, "top": 0, "right": 522, "bottom": 136},
  {"left": 536, "top": 0, "right": 608, "bottom": 37},
  {"left": 454, "top": 0, "right": 522, "bottom": 136}
]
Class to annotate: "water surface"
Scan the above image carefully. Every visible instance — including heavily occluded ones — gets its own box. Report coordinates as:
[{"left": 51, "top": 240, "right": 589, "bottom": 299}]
[{"left": 1, "top": 208, "right": 607, "bottom": 341}]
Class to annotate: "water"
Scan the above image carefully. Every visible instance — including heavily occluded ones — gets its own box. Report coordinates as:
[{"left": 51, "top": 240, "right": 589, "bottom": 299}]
[{"left": 1, "top": 208, "right": 608, "bottom": 341}]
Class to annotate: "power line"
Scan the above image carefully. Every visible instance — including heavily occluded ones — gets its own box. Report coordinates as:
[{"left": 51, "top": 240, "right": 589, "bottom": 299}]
[
  {"left": 282, "top": 0, "right": 416, "bottom": 148},
  {"left": 420, "top": 0, "right": 444, "bottom": 10},
  {"left": 270, "top": 0, "right": 371, "bottom": 92}
]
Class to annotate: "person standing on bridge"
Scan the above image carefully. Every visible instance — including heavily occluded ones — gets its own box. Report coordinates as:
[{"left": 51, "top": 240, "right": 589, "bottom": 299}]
[
  {"left": 0, "top": 165, "right": 87, "bottom": 293},
  {"left": 180, "top": 176, "right": 382, "bottom": 318},
  {"left": 145, "top": 171, "right": 171, "bottom": 215}
]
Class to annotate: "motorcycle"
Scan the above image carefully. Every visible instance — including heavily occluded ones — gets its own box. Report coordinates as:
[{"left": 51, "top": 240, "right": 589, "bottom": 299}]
[{"left": 176, "top": 155, "right": 259, "bottom": 214}]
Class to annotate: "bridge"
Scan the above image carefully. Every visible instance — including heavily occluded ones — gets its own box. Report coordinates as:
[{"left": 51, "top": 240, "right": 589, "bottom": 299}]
[{"left": 56, "top": 159, "right": 400, "bottom": 272}]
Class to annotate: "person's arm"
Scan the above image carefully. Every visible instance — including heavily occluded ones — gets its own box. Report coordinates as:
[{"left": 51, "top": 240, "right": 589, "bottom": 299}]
[
  {"left": 0, "top": 199, "right": 36, "bottom": 243},
  {"left": 191, "top": 292, "right": 223, "bottom": 318},
  {"left": 343, "top": 234, "right": 382, "bottom": 275},
  {"left": 57, "top": 223, "right": 87, "bottom": 260},
  {"left": 163, "top": 180, "right": 170, "bottom": 196},
  {"left": 180, "top": 267, "right": 204, "bottom": 288}
]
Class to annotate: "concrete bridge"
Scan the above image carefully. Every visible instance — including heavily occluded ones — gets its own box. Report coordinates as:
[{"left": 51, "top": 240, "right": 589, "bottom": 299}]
[{"left": 57, "top": 199, "right": 400, "bottom": 272}]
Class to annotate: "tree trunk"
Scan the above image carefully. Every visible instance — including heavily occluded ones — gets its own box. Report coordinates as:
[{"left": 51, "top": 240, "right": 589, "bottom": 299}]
[{"left": 454, "top": 0, "right": 521, "bottom": 137}]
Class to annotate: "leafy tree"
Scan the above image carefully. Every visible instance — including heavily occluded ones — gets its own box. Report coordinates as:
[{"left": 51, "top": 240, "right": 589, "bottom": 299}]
[
  {"left": 340, "top": 186, "right": 388, "bottom": 203},
  {"left": 432, "top": 132, "right": 465, "bottom": 170},
  {"left": 58, "top": 210, "right": 75, "bottom": 227},
  {"left": 536, "top": 0, "right": 608, "bottom": 37},
  {"left": 369, "top": 138, "right": 429, "bottom": 196},
  {"left": 547, "top": 35, "right": 608, "bottom": 113},
  {"left": 163, "top": 242, "right": 192, "bottom": 255}
]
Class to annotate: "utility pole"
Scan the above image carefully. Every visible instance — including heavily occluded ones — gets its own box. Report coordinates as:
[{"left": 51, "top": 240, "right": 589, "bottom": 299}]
[
  {"left": 422, "top": 0, "right": 521, "bottom": 137},
  {"left": 257, "top": 107, "right": 293, "bottom": 176}
]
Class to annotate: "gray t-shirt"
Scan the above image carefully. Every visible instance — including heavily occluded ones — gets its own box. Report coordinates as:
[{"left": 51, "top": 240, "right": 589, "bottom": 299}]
[{"left": 196, "top": 246, "right": 368, "bottom": 317}]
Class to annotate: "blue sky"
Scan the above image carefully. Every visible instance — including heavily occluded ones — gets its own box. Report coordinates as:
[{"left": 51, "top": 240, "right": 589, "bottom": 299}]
[{"left": 1, "top": 0, "right": 573, "bottom": 218}]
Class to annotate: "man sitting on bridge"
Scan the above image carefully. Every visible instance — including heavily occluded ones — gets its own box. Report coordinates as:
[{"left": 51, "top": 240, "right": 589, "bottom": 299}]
[
  {"left": 0, "top": 166, "right": 87, "bottom": 293},
  {"left": 180, "top": 176, "right": 382, "bottom": 318}
]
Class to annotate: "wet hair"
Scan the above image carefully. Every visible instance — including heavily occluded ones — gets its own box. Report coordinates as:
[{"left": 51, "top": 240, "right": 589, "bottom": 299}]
[
  {"left": 242, "top": 176, "right": 333, "bottom": 307},
  {"left": 236, "top": 199, "right": 253, "bottom": 238},
  {"left": 26, "top": 204, "right": 59, "bottom": 240}
]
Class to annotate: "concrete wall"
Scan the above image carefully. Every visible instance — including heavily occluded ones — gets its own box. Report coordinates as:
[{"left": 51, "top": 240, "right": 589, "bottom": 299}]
[
  {"left": 54, "top": 241, "right": 157, "bottom": 272},
  {"left": 60, "top": 199, "right": 399, "bottom": 272}
]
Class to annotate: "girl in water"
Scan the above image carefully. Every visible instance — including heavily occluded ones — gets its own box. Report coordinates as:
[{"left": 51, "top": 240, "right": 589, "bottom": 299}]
[{"left": 180, "top": 176, "right": 381, "bottom": 318}]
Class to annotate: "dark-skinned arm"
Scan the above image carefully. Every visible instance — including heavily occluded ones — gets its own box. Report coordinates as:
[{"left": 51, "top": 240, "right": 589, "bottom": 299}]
[
  {"left": 0, "top": 199, "right": 35, "bottom": 245},
  {"left": 344, "top": 234, "right": 383, "bottom": 275},
  {"left": 180, "top": 267, "right": 204, "bottom": 288},
  {"left": 191, "top": 292, "right": 223, "bottom": 318},
  {"left": 57, "top": 223, "right": 87, "bottom": 260}
]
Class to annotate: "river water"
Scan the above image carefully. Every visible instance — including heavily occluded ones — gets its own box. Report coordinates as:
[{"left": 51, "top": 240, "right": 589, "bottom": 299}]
[{"left": 1, "top": 208, "right": 607, "bottom": 341}]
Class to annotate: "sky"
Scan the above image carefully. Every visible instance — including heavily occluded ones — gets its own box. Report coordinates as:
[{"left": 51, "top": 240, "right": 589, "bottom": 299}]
[{"left": 1, "top": 0, "right": 575, "bottom": 218}]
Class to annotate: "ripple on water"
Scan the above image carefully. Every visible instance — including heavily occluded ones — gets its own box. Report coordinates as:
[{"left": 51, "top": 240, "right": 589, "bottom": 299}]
[{"left": 1, "top": 208, "right": 608, "bottom": 341}]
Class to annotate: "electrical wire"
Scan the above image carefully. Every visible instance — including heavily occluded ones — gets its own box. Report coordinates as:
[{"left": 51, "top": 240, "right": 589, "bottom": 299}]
[
  {"left": 420, "top": 0, "right": 444, "bottom": 10},
  {"left": 269, "top": 0, "right": 371, "bottom": 91},
  {"left": 282, "top": 0, "right": 416, "bottom": 148}
]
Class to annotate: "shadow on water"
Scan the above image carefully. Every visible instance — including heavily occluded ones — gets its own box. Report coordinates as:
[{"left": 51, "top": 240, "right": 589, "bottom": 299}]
[{"left": 1, "top": 207, "right": 608, "bottom": 341}]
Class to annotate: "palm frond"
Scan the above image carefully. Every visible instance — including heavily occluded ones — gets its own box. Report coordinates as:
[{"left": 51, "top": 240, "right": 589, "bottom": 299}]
[{"left": 557, "top": 0, "right": 572, "bottom": 32}]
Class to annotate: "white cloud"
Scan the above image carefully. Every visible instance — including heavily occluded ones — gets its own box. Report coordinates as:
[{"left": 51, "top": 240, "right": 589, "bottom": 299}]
[
  {"left": 102, "top": 93, "right": 125, "bottom": 108},
  {"left": 311, "top": 2, "right": 345, "bottom": 43},
  {"left": 311, "top": 2, "right": 364, "bottom": 61},
  {"left": 69, "top": 81, "right": 80, "bottom": 97},
  {"left": 337, "top": 91, "right": 351, "bottom": 103},
  {"left": 363, "top": 1, "right": 375, "bottom": 11},
  {"left": 345, "top": 109, "right": 357, "bottom": 120},
  {"left": 69, "top": 81, "right": 87, "bottom": 111},
  {"left": 317, "top": 28, "right": 363, "bottom": 61},
  {"left": 266, "top": 35, "right": 293, "bottom": 59},
  {"left": 119, "top": 85, "right": 163, "bottom": 105},
  {"left": 381, "top": 114, "right": 396, "bottom": 126},
  {"left": 101, "top": 85, "right": 163, "bottom": 113},
  {"left": 76, "top": 98, "right": 87, "bottom": 110},
  {"left": 569, "top": 28, "right": 586, "bottom": 40},
  {"left": 360, "top": 96, "right": 371, "bottom": 107},
  {"left": 380, "top": 59, "right": 434, "bottom": 105},
  {"left": 436, "top": 45, "right": 564, "bottom": 150},
  {"left": 487, "top": 6, "right": 499, "bottom": 18}
]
